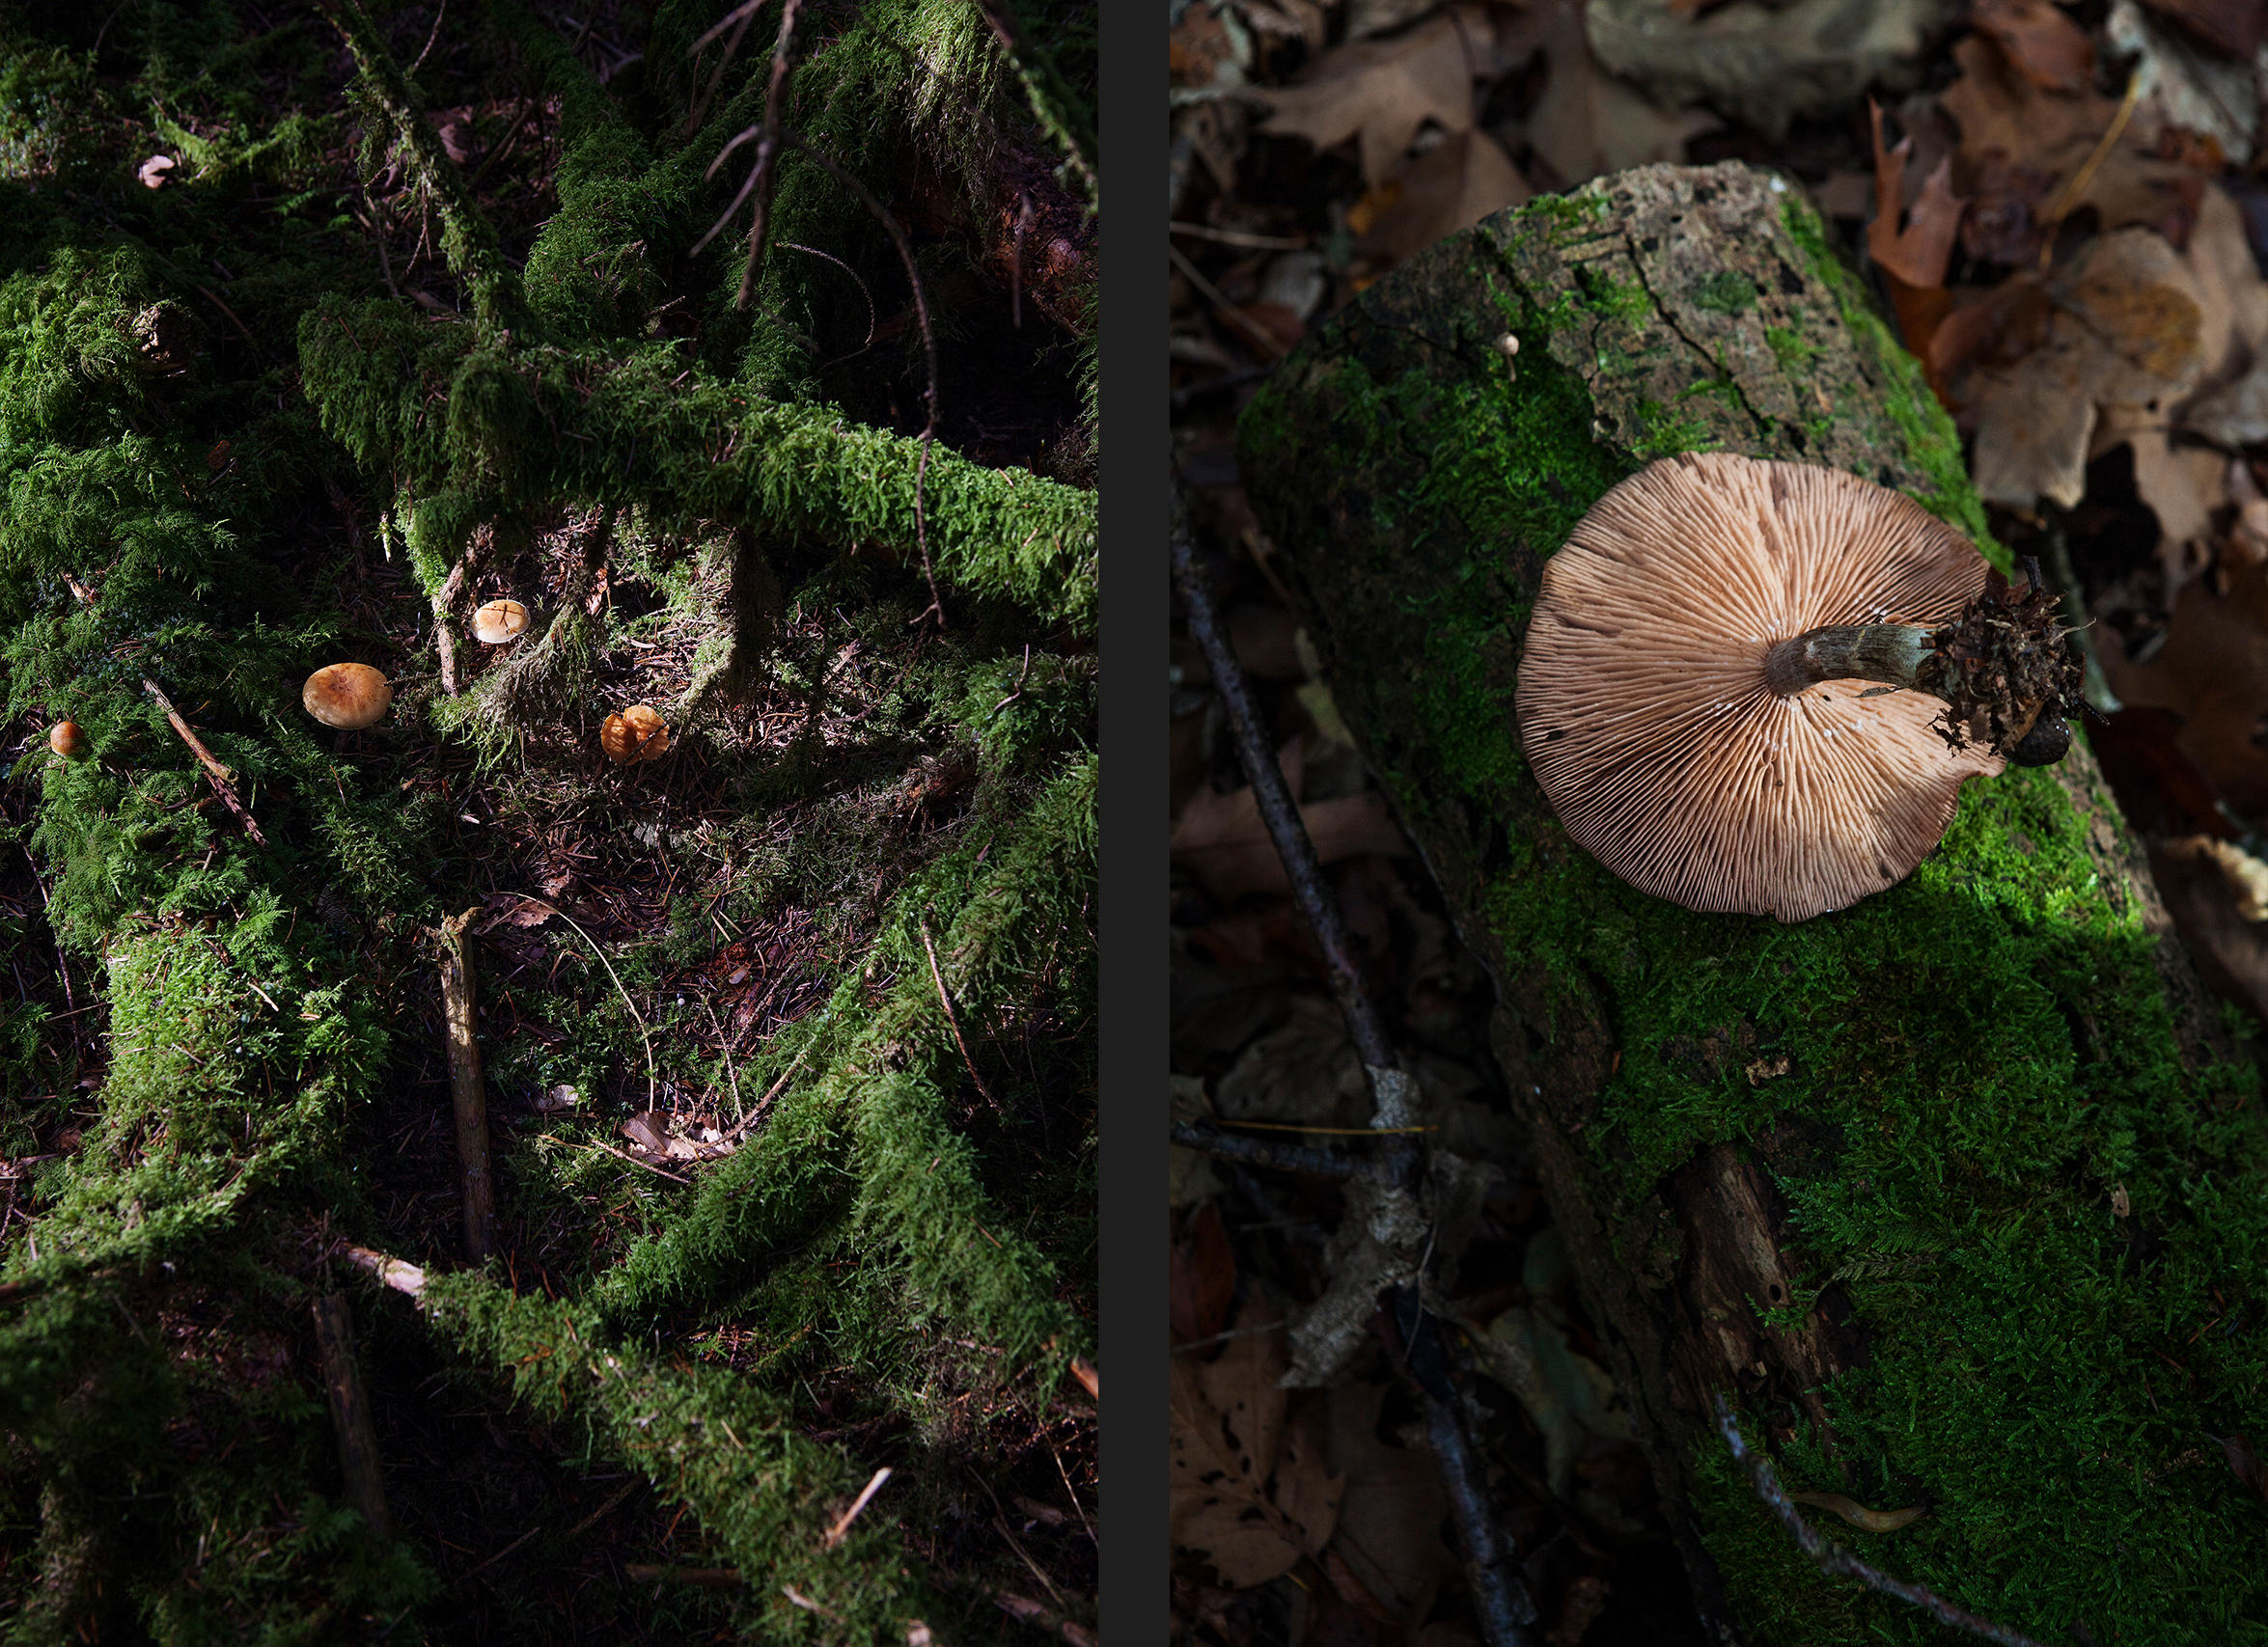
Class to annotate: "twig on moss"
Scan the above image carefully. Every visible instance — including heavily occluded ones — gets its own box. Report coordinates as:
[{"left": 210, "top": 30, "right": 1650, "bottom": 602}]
[
  {"left": 969, "top": 0, "right": 1097, "bottom": 212},
  {"left": 1713, "top": 1395, "right": 2051, "bottom": 1647},
  {"left": 922, "top": 918, "right": 996, "bottom": 1107},
  {"left": 1171, "top": 490, "right": 1537, "bottom": 1647},
  {"left": 821, "top": 1466, "right": 892, "bottom": 1549},
  {"left": 62, "top": 573, "right": 266, "bottom": 845}
]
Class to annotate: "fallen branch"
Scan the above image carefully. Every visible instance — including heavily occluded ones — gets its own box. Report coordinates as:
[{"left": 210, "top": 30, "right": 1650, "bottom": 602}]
[
  {"left": 436, "top": 907, "right": 497, "bottom": 1262},
  {"left": 1713, "top": 1395, "right": 2052, "bottom": 1647},
  {"left": 822, "top": 1466, "right": 892, "bottom": 1549},
  {"left": 1172, "top": 490, "right": 1538, "bottom": 1647},
  {"left": 311, "top": 1293, "right": 395, "bottom": 1542},
  {"left": 921, "top": 919, "right": 996, "bottom": 1108},
  {"left": 1171, "top": 1120, "right": 1390, "bottom": 1180},
  {"left": 62, "top": 576, "right": 266, "bottom": 844}
]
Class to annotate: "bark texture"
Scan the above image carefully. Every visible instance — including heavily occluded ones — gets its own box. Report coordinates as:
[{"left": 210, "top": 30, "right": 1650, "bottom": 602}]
[{"left": 1239, "top": 163, "right": 2267, "bottom": 1646}]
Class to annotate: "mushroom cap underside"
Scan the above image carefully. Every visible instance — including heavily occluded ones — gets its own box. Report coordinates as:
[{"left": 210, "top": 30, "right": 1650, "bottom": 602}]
[{"left": 1514, "top": 452, "right": 2003, "bottom": 922}]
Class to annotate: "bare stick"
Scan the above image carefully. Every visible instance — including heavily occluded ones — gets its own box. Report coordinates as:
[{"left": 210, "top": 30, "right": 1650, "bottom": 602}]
[
  {"left": 61, "top": 574, "right": 266, "bottom": 842},
  {"left": 437, "top": 907, "right": 497, "bottom": 1262},
  {"left": 1171, "top": 489, "right": 1538, "bottom": 1647},
  {"left": 921, "top": 919, "right": 996, "bottom": 1106},
  {"left": 733, "top": 0, "right": 806, "bottom": 310},
  {"left": 432, "top": 556, "right": 466, "bottom": 696},
  {"left": 311, "top": 1293, "right": 395, "bottom": 1542},
  {"left": 822, "top": 1466, "right": 893, "bottom": 1549},
  {"left": 1171, "top": 1121, "right": 1388, "bottom": 1180},
  {"left": 342, "top": 1242, "right": 427, "bottom": 1297},
  {"left": 1714, "top": 1396, "right": 2051, "bottom": 1647}
]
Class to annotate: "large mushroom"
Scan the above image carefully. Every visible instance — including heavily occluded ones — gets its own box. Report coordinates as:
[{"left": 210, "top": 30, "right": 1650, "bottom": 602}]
[
  {"left": 1515, "top": 452, "right": 2079, "bottom": 922},
  {"left": 303, "top": 663, "right": 393, "bottom": 730}
]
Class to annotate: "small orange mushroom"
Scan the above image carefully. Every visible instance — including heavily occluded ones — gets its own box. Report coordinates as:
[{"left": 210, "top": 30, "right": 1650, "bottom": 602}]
[
  {"left": 600, "top": 704, "right": 670, "bottom": 765},
  {"left": 47, "top": 721, "right": 85, "bottom": 759},
  {"left": 303, "top": 663, "right": 393, "bottom": 730}
]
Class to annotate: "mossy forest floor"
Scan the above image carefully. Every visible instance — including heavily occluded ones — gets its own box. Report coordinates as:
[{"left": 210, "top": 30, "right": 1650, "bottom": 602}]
[{"left": 0, "top": 2, "right": 1096, "bottom": 1641}]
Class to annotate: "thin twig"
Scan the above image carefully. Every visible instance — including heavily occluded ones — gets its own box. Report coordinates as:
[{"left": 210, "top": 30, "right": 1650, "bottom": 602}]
[
  {"left": 1169, "top": 242, "right": 1286, "bottom": 359},
  {"left": 436, "top": 907, "right": 497, "bottom": 1263},
  {"left": 1172, "top": 1121, "right": 1390, "bottom": 1180},
  {"left": 1171, "top": 489, "right": 1537, "bottom": 1647},
  {"left": 1714, "top": 1396, "right": 2052, "bottom": 1647},
  {"left": 922, "top": 919, "right": 996, "bottom": 1106},
  {"left": 2037, "top": 68, "right": 2145, "bottom": 271},
  {"left": 733, "top": 0, "right": 805, "bottom": 310},
  {"left": 408, "top": 0, "right": 446, "bottom": 73},
  {"left": 513, "top": 894, "right": 656, "bottom": 1108},
  {"left": 453, "top": 1523, "right": 540, "bottom": 1586},
  {"left": 562, "top": 1478, "right": 641, "bottom": 1541},
  {"left": 821, "top": 1466, "right": 892, "bottom": 1549}
]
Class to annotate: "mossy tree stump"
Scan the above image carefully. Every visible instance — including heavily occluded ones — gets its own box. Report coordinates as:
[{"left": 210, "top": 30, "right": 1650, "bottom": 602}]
[{"left": 1239, "top": 162, "right": 2268, "bottom": 1645}]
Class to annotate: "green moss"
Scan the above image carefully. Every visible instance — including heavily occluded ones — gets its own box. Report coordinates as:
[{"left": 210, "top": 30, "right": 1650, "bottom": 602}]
[{"left": 1693, "top": 270, "right": 1757, "bottom": 316}]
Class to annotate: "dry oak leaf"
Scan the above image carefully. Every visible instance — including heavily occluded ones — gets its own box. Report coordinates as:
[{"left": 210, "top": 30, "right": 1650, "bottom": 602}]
[
  {"left": 1170, "top": 737, "right": 1412, "bottom": 902},
  {"left": 1169, "top": 1301, "right": 1344, "bottom": 1587},
  {"left": 2100, "top": 556, "right": 2268, "bottom": 825},
  {"left": 1258, "top": 6, "right": 1500, "bottom": 188},
  {"left": 1939, "top": 32, "right": 2208, "bottom": 260},
  {"left": 1962, "top": 227, "right": 2203, "bottom": 509},
  {"left": 1324, "top": 1380, "right": 1453, "bottom": 1623},
  {"left": 1868, "top": 100, "right": 1968, "bottom": 290},
  {"left": 1526, "top": 0, "right": 1715, "bottom": 189},
  {"left": 1972, "top": 0, "right": 2097, "bottom": 93},
  {"left": 1352, "top": 127, "right": 1532, "bottom": 262}
]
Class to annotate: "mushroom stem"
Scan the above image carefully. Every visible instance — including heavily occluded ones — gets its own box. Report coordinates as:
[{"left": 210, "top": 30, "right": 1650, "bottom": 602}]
[{"left": 1762, "top": 623, "right": 1932, "bottom": 698}]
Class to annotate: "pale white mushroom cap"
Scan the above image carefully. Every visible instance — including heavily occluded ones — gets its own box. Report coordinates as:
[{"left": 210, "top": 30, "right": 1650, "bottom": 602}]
[
  {"left": 1514, "top": 452, "right": 2003, "bottom": 922},
  {"left": 472, "top": 598, "right": 530, "bottom": 645}
]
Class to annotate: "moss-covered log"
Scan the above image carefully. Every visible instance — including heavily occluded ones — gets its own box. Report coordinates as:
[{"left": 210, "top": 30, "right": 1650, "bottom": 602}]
[{"left": 1239, "top": 162, "right": 2268, "bottom": 1646}]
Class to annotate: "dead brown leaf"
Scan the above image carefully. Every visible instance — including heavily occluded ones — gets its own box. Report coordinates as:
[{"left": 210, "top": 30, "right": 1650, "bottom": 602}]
[
  {"left": 1939, "top": 33, "right": 2207, "bottom": 261},
  {"left": 1172, "top": 1201, "right": 1238, "bottom": 1347},
  {"left": 1170, "top": 738, "right": 1412, "bottom": 902},
  {"left": 1170, "top": 1301, "right": 1344, "bottom": 1587},
  {"left": 1258, "top": 6, "right": 1503, "bottom": 189},
  {"left": 1869, "top": 100, "right": 1968, "bottom": 290},
  {"left": 2100, "top": 556, "right": 2268, "bottom": 823},
  {"left": 1324, "top": 1381, "right": 1453, "bottom": 1623},
  {"left": 1972, "top": 0, "right": 2097, "bottom": 93},
  {"left": 1962, "top": 228, "right": 2204, "bottom": 509},
  {"left": 1353, "top": 128, "right": 1533, "bottom": 262},
  {"left": 1527, "top": 0, "right": 1715, "bottom": 189},
  {"left": 2137, "top": 0, "right": 2267, "bottom": 69}
]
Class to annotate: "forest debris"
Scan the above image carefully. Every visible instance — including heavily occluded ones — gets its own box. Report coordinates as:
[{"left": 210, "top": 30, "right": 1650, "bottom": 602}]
[
  {"left": 2222, "top": 1432, "right": 2267, "bottom": 1497},
  {"left": 1171, "top": 1200, "right": 1237, "bottom": 1346},
  {"left": 1323, "top": 1381, "right": 1452, "bottom": 1623},
  {"left": 1171, "top": 737, "right": 1410, "bottom": 901},
  {"left": 1256, "top": 5, "right": 1512, "bottom": 188},
  {"left": 342, "top": 1243, "right": 428, "bottom": 1298},
  {"left": 1971, "top": 0, "right": 2095, "bottom": 94},
  {"left": 2099, "top": 557, "right": 2268, "bottom": 820},
  {"left": 1585, "top": 0, "right": 1957, "bottom": 139},
  {"left": 1868, "top": 102, "right": 1967, "bottom": 289},
  {"left": 310, "top": 1296, "right": 394, "bottom": 1543},
  {"left": 619, "top": 1111, "right": 735, "bottom": 1167},
  {"left": 821, "top": 1467, "right": 893, "bottom": 1549},
  {"left": 1527, "top": 0, "right": 1714, "bottom": 188},
  {"left": 1937, "top": 32, "right": 2209, "bottom": 262},
  {"left": 1170, "top": 1075, "right": 1223, "bottom": 1210},
  {"left": 2158, "top": 835, "right": 2268, "bottom": 919},
  {"left": 435, "top": 908, "right": 497, "bottom": 1263},
  {"left": 2107, "top": 0, "right": 2258, "bottom": 167},
  {"left": 1786, "top": 1492, "right": 1927, "bottom": 1534},
  {"left": 137, "top": 154, "right": 174, "bottom": 189},
  {"left": 1352, "top": 129, "right": 1531, "bottom": 263},
  {"left": 1963, "top": 228, "right": 2203, "bottom": 509},
  {"left": 2139, "top": 0, "right": 2267, "bottom": 58},
  {"left": 1169, "top": 1300, "right": 1344, "bottom": 1586}
]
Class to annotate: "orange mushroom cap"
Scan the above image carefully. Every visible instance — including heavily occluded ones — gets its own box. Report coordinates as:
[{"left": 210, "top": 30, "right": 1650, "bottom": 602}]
[
  {"left": 1514, "top": 452, "right": 2002, "bottom": 922},
  {"left": 47, "top": 721, "right": 85, "bottom": 759},
  {"left": 600, "top": 704, "right": 670, "bottom": 765},
  {"left": 302, "top": 663, "right": 393, "bottom": 730}
]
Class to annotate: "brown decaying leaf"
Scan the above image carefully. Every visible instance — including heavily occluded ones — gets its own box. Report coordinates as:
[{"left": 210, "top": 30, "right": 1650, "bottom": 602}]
[
  {"left": 1170, "top": 737, "right": 1412, "bottom": 903},
  {"left": 1786, "top": 1491, "right": 1928, "bottom": 1533},
  {"left": 1938, "top": 33, "right": 2208, "bottom": 263},
  {"left": 2099, "top": 556, "right": 2268, "bottom": 825},
  {"left": 1869, "top": 100, "right": 1968, "bottom": 291},
  {"left": 2139, "top": 0, "right": 2268, "bottom": 60},
  {"left": 1971, "top": 0, "right": 2096, "bottom": 93},
  {"left": 1171, "top": 1200, "right": 1238, "bottom": 1347},
  {"left": 2223, "top": 1432, "right": 2268, "bottom": 1498},
  {"left": 1324, "top": 1381, "right": 1452, "bottom": 1622},
  {"left": 1258, "top": 5, "right": 1501, "bottom": 189},
  {"left": 1169, "top": 1301, "right": 1344, "bottom": 1588},
  {"left": 1351, "top": 128, "right": 1532, "bottom": 263},
  {"left": 1525, "top": 0, "right": 1713, "bottom": 190}
]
